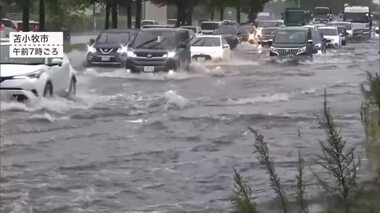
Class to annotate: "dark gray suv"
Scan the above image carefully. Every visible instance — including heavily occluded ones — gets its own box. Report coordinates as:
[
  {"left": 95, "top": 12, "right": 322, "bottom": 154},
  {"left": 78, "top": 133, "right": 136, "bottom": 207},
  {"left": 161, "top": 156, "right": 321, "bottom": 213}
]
[
  {"left": 126, "top": 28, "right": 191, "bottom": 73},
  {"left": 269, "top": 27, "right": 317, "bottom": 60}
]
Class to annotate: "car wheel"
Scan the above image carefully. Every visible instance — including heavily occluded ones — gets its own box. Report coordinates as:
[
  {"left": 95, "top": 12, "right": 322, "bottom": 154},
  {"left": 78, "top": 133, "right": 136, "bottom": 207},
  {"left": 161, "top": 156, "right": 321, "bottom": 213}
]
[
  {"left": 68, "top": 78, "right": 76, "bottom": 97},
  {"left": 43, "top": 82, "right": 53, "bottom": 98}
]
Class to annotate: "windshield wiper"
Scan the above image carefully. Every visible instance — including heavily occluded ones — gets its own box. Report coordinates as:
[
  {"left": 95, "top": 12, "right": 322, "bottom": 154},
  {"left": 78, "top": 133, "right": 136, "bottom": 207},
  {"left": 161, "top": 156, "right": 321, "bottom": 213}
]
[
  {"left": 135, "top": 38, "right": 158, "bottom": 49},
  {"left": 147, "top": 37, "right": 169, "bottom": 49}
]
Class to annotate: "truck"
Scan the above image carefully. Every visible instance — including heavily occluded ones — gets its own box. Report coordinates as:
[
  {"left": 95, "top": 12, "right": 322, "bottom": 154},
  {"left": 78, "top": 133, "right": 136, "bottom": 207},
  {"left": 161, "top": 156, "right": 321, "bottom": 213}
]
[
  {"left": 282, "top": 8, "right": 311, "bottom": 27},
  {"left": 312, "top": 7, "right": 333, "bottom": 22},
  {"left": 343, "top": 5, "right": 372, "bottom": 39}
]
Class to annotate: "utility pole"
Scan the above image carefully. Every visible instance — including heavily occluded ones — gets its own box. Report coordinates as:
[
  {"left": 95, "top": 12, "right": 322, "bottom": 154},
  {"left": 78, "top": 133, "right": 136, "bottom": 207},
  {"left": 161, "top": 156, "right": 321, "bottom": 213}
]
[
  {"left": 298, "top": 0, "right": 301, "bottom": 8},
  {"left": 93, "top": 3, "right": 96, "bottom": 31},
  {"left": 143, "top": 0, "right": 146, "bottom": 20}
]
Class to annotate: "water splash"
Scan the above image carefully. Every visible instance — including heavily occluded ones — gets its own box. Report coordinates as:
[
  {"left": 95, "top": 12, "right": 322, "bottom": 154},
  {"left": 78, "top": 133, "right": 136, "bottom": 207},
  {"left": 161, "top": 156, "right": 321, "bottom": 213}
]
[{"left": 164, "top": 90, "right": 194, "bottom": 110}]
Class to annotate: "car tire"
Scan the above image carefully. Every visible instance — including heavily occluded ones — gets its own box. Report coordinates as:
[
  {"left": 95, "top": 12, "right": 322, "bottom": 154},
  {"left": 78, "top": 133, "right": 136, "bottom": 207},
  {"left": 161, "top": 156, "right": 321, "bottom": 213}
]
[
  {"left": 68, "top": 78, "right": 76, "bottom": 97},
  {"left": 43, "top": 82, "right": 53, "bottom": 98}
]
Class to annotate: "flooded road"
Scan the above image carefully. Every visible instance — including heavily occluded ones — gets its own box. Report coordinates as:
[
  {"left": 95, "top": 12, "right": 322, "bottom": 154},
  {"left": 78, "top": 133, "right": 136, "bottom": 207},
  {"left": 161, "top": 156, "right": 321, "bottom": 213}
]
[{"left": 1, "top": 39, "right": 379, "bottom": 213}]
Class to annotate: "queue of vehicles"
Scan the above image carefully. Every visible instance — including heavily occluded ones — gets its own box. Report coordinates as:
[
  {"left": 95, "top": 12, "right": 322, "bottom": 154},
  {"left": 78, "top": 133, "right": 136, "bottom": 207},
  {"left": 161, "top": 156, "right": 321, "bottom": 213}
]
[{"left": 1, "top": 4, "right": 377, "bottom": 102}]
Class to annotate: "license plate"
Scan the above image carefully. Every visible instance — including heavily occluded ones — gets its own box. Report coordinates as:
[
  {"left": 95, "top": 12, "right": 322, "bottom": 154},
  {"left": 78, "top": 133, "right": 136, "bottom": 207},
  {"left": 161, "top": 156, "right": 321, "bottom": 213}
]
[
  {"left": 101, "top": 56, "right": 111, "bottom": 61},
  {"left": 144, "top": 66, "right": 155, "bottom": 72},
  {"left": 197, "top": 57, "right": 206, "bottom": 61}
]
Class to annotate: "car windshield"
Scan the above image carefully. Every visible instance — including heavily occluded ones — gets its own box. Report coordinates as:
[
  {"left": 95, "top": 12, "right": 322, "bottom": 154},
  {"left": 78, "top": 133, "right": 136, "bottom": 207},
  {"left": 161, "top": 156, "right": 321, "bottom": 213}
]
[
  {"left": 215, "top": 26, "right": 237, "bottom": 34},
  {"left": 96, "top": 32, "right": 131, "bottom": 44},
  {"left": 343, "top": 13, "right": 369, "bottom": 23},
  {"left": 319, "top": 28, "right": 338, "bottom": 35},
  {"left": 201, "top": 23, "right": 220, "bottom": 30},
  {"left": 130, "top": 31, "right": 177, "bottom": 50},
  {"left": 286, "top": 12, "right": 306, "bottom": 26},
  {"left": 191, "top": 37, "right": 220, "bottom": 46},
  {"left": 314, "top": 8, "right": 330, "bottom": 15},
  {"left": 257, "top": 21, "right": 278, "bottom": 27},
  {"left": 0, "top": 45, "right": 45, "bottom": 65},
  {"left": 274, "top": 30, "right": 306, "bottom": 44},
  {"left": 262, "top": 28, "right": 278, "bottom": 35}
]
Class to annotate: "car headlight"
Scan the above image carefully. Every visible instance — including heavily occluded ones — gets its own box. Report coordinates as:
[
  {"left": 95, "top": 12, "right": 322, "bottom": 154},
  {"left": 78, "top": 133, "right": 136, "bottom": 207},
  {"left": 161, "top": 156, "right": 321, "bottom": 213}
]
[
  {"left": 127, "top": 51, "right": 136, "bottom": 57},
  {"left": 87, "top": 45, "right": 96, "bottom": 53},
  {"left": 26, "top": 70, "right": 44, "bottom": 79},
  {"left": 163, "top": 51, "right": 176, "bottom": 58},
  {"left": 270, "top": 46, "right": 277, "bottom": 53},
  {"left": 297, "top": 46, "right": 306, "bottom": 54},
  {"left": 117, "top": 45, "right": 128, "bottom": 53}
]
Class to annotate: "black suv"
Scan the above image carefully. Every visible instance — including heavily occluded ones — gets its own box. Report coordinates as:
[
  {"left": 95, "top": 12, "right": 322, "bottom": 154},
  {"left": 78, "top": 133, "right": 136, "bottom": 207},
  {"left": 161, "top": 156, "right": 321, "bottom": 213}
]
[
  {"left": 214, "top": 25, "right": 241, "bottom": 49},
  {"left": 258, "top": 27, "right": 279, "bottom": 46},
  {"left": 86, "top": 29, "right": 138, "bottom": 66},
  {"left": 125, "top": 28, "right": 191, "bottom": 73},
  {"left": 270, "top": 27, "right": 317, "bottom": 60}
]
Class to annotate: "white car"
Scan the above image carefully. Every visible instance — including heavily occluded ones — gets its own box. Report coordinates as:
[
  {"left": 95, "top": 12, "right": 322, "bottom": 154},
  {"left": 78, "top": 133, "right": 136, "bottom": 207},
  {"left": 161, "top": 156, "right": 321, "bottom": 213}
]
[
  {"left": 318, "top": 26, "right": 342, "bottom": 48},
  {"left": 190, "top": 35, "right": 231, "bottom": 62},
  {"left": 328, "top": 21, "right": 353, "bottom": 38},
  {"left": 0, "top": 39, "right": 77, "bottom": 101}
]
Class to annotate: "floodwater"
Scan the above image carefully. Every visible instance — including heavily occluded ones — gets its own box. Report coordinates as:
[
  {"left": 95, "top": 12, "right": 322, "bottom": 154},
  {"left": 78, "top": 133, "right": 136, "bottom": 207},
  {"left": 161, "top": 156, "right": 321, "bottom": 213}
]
[{"left": 1, "top": 38, "right": 379, "bottom": 213}]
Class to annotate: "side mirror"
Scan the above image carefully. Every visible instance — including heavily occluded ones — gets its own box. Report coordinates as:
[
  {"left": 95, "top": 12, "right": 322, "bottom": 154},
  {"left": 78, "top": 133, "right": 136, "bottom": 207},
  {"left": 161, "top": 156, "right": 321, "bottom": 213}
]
[
  {"left": 223, "top": 44, "right": 230, "bottom": 49},
  {"left": 50, "top": 58, "right": 63, "bottom": 66},
  {"left": 307, "top": 39, "right": 313, "bottom": 44},
  {"left": 88, "top": 38, "right": 95, "bottom": 45}
]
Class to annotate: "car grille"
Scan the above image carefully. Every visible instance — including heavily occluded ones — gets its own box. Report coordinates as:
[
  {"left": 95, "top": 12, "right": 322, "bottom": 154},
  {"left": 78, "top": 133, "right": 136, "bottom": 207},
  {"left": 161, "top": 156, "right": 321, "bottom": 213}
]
[
  {"left": 276, "top": 48, "right": 299, "bottom": 56},
  {"left": 97, "top": 48, "right": 116, "bottom": 54},
  {"left": 353, "top": 29, "right": 364, "bottom": 34},
  {"left": 131, "top": 58, "right": 166, "bottom": 66},
  {"left": 135, "top": 52, "right": 166, "bottom": 57}
]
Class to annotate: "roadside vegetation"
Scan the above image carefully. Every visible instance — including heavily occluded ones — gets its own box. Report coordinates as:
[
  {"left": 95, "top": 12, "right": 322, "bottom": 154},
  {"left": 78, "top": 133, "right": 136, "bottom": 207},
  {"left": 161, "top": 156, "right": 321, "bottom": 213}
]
[{"left": 233, "top": 72, "right": 380, "bottom": 213}]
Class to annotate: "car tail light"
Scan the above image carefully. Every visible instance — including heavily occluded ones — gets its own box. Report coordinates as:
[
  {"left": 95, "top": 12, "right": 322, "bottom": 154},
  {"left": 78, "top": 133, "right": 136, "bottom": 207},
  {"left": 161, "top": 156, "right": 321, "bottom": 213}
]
[
  {"left": 0, "top": 23, "right": 5, "bottom": 31},
  {"left": 16, "top": 23, "right": 20, "bottom": 30},
  {"left": 34, "top": 24, "right": 39, "bottom": 31}
]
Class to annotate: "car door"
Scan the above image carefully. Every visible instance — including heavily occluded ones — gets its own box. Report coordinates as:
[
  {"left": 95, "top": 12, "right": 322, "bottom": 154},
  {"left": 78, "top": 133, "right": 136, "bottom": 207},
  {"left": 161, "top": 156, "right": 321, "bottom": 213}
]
[
  {"left": 177, "top": 31, "right": 191, "bottom": 64},
  {"left": 222, "top": 39, "right": 231, "bottom": 59},
  {"left": 46, "top": 57, "right": 69, "bottom": 95}
]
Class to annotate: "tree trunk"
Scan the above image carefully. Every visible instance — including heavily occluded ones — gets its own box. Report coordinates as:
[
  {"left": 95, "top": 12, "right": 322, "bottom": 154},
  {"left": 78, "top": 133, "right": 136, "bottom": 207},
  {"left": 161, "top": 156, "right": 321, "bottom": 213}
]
[
  {"left": 220, "top": 6, "right": 224, "bottom": 21},
  {"left": 236, "top": 0, "right": 241, "bottom": 24},
  {"left": 175, "top": 1, "right": 182, "bottom": 27},
  {"left": 111, "top": 0, "right": 118, "bottom": 29},
  {"left": 126, "top": 0, "right": 132, "bottom": 28},
  {"left": 180, "top": 5, "right": 186, "bottom": 26},
  {"left": 105, "top": 0, "right": 111, "bottom": 29},
  {"left": 211, "top": 8, "right": 214, "bottom": 21},
  {"left": 135, "top": 0, "right": 142, "bottom": 29},
  {"left": 39, "top": 0, "right": 45, "bottom": 31},
  {"left": 22, "top": 0, "right": 30, "bottom": 31},
  {"left": 186, "top": 0, "right": 193, "bottom": 26}
]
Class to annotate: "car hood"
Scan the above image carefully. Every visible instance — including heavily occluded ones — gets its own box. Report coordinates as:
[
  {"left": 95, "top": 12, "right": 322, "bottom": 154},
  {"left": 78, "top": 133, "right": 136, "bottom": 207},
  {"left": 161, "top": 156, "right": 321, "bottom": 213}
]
[
  {"left": 0, "top": 64, "right": 47, "bottom": 77},
  {"left": 220, "top": 34, "right": 237, "bottom": 39},
  {"left": 323, "top": 35, "right": 339, "bottom": 40},
  {"left": 94, "top": 43, "right": 125, "bottom": 48},
  {"left": 191, "top": 46, "right": 221, "bottom": 53},
  {"left": 271, "top": 43, "right": 305, "bottom": 48}
]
